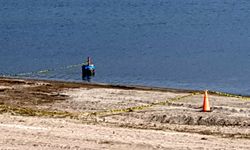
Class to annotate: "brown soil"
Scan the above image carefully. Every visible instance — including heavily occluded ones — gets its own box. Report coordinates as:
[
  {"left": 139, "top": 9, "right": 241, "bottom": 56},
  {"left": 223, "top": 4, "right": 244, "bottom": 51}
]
[{"left": 0, "top": 77, "right": 249, "bottom": 149}]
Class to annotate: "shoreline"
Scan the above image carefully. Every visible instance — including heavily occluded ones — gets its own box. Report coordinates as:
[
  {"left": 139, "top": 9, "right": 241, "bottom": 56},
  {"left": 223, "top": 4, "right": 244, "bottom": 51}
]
[
  {"left": 2, "top": 76, "right": 250, "bottom": 98},
  {"left": 1, "top": 76, "right": 199, "bottom": 93},
  {"left": 0, "top": 76, "right": 249, "bottom": 149}
]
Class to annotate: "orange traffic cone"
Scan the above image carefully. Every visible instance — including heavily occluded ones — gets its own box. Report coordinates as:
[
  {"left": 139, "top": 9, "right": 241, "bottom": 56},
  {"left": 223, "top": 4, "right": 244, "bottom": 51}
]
[{"left": 203, "top": 90, "right": 210, "bottom": 112}]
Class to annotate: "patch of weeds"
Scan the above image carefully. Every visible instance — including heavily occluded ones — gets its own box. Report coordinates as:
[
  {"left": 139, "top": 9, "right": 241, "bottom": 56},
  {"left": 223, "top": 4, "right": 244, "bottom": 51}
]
[{"left": 0, "top": 104, "right": 77, "bottom": 119}]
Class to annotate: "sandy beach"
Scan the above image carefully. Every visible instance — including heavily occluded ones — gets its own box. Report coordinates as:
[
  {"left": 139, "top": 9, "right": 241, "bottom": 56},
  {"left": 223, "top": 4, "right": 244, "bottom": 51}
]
[{"left": 0, "top": 77, "right": 249, "bottom": 149}]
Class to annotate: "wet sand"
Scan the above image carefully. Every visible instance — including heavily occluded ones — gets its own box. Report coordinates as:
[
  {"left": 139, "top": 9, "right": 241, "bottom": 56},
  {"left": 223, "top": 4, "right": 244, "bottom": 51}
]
[{"left": 0, "top": 77, "right": 249, "bottom": 149}]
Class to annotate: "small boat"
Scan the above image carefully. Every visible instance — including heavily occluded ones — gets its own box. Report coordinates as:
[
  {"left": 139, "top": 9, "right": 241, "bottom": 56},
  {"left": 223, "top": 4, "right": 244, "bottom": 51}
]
[{"left": 82, "top": 57, "right": 95, "bottom": 78}]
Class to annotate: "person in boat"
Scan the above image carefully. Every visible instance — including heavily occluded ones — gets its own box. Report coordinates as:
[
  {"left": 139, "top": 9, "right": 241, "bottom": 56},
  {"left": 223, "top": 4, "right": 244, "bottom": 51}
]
[{"left": 86, "top": 57, "right": 95, "bottom": 70}]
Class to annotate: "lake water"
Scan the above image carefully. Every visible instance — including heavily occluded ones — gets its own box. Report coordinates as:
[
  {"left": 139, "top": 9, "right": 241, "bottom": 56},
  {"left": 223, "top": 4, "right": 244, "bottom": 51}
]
[{"left": 1, "top": 0, "right": 250, "bottom": 95}]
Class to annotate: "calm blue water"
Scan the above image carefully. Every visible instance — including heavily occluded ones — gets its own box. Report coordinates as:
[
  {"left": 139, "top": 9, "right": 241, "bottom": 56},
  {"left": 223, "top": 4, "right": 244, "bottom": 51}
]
[{"left": 1, "top": 0, "right": 250, "bottom": 95}]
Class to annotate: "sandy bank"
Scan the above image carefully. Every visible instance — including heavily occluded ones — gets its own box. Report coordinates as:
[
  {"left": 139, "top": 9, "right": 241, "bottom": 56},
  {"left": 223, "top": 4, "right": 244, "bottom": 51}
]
[{"left": 0, "top": 77, "right": 249, "bottom": 149}]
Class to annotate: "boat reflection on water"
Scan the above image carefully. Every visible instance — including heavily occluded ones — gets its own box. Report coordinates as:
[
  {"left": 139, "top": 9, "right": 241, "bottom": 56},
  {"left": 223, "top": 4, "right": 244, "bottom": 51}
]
[
  {"left": 82, "top": 75, "right": 93, "bottom": 82},
  {"left": 82, "top": 57, "right": 95, "bottom": 82}
]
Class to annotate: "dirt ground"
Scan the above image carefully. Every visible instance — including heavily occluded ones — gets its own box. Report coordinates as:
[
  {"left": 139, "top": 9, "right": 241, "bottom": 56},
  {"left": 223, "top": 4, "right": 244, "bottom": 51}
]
[{"left": 0, "top": 77, "right": 249, "bottom": 149}]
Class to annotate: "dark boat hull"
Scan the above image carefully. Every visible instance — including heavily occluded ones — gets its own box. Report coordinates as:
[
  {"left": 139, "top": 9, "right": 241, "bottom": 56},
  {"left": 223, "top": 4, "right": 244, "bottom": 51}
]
[{"left": 82, "top": 65, "right": 95, "bottom": 78}]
